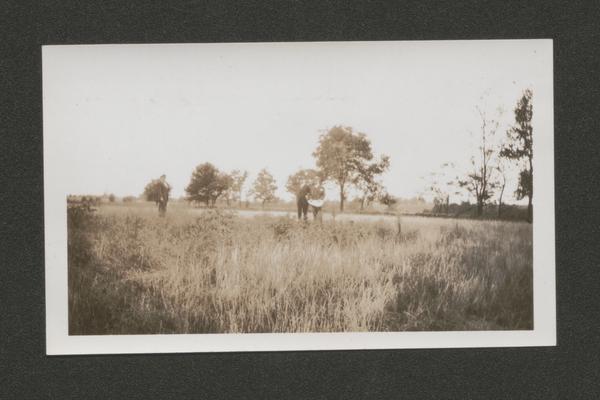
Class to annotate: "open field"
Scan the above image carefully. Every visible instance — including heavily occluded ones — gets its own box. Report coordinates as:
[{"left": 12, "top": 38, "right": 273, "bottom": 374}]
[{"left": 68, "top": 203, "right": 533, "bottom": 334}]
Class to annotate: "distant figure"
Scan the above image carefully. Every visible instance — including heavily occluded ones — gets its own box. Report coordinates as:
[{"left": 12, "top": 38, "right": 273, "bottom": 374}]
[
  {"left": 296, "top": 184, "right": 311, "bottom": 221},
  {"left": 157, "top": 174, "right": 171, "bottom": 217}
]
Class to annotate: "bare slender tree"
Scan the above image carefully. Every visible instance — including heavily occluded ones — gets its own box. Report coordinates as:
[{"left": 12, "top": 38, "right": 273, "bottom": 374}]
[
  {"left": 459, "top": 107, "right": 501, "bottom": 217},
  {"left": 495, "top": 158, "right": 508, "bottom": 218}
]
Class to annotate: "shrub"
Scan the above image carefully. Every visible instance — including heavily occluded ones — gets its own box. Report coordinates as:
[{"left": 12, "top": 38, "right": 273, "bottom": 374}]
[{"left": 270, "top": 217, "right": 297, "bottom": 240}]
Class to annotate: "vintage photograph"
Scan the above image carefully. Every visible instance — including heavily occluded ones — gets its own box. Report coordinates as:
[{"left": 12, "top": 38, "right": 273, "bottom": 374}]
[{"left": 43, "top": 40, "right": 555, "bottom": 353}]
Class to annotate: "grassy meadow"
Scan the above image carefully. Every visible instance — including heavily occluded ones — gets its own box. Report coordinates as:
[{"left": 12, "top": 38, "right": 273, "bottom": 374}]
[{"left": 68, "top": 202, "right": 533, "bottom": 334}]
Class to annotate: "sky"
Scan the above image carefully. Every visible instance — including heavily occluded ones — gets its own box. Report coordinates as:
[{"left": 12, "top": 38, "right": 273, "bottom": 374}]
[{"left": 43, "top": 40, "right": 552, "bottom": 204}]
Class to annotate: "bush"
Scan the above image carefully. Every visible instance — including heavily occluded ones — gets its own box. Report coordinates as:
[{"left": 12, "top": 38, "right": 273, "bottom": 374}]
[
  {"left": 270, "top": 217, "right": 297, "bottom": 240},
  {"left": 67, "top": 199, "right": 97, "bottom": 230}
]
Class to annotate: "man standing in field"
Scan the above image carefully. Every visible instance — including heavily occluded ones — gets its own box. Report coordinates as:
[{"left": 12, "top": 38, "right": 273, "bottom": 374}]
[
  {"left": 158, "top": 174, "right": 171, "bottom": 217},
  {"left": 296, "top": 184, "right": 311, "bottom": 221}
]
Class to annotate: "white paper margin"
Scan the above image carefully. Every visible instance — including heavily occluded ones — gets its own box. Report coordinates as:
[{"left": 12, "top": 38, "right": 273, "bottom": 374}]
[{"left": 43, "top": 40, "right": 555, "bottom": 355}]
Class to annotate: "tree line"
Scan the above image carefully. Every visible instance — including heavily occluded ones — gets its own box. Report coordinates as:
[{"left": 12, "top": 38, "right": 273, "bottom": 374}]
[
  {"left": 143, "top": 125, "right": 391, "bottom": 212},
  {"left": 425, "top": 89, "right": 533, "bottom": 222},
  {"left": 143, "top": 89, "right": 533, "bottom": 221}
]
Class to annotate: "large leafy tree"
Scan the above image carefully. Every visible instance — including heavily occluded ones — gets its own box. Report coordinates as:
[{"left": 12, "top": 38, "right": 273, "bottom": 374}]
[
  {"left": 249, "top": 168, "right": 278, "bottom": 206},
  {"left": 285, "top": 168, "right": 322, "bottom": 197},
  {"left": 501, "top": 89, "right": 533, "bottom": 222},
  {"left": 313, "top": 126, "right": 384, "bottom": 211},
  {"left": 185, "top": 163, "right": 232, "bottom": 207}
]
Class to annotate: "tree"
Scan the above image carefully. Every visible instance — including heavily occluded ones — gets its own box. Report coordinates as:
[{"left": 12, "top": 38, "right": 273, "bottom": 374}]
[
  {"left": 353, "top": 155, "right": 390, "bottom": 211},
  {"left": 144, "top": 179, "right": 170, "bottom": 204},
  {"left": 459, "top": 107, "right": 500, "bottom": 217},
  {"left": 185, "top": 163, "right": 232, "bottom": 207},
  {"left": 424, "top": 162, "right": 461, "bottom": 215},
  {"left": 286, "top": 169, "right": 322, "bottom": 196},
  {"left": 249, "top": 168, "right": 277, "bottom": 206},
  {"left": 313, "top": 126, "right": 384, "bottom": 212},
  {"left": 108, "top": 193, "right": 116, "bottom": 202},
  {"left": 429, "top": 184, "right": 450, "bottom": 215},
  {"left": 495, "top": 158, "right": 508, "bottom": 218},
  {"left": 229, "top": 169, "right": 249, "bottom": 208},
  {"left": 501, "top": 89, "right": 533, "bottom": 222},
  {"left": 379, "top": 191, "right": 397, "bottom": 208}
]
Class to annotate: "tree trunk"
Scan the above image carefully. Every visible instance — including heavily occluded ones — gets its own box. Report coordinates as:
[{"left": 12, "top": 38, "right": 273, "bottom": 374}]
[
  {"left": 360, "top": 196, "right": 365, "bottom": 211},
  {"left": 339, "top": 184, "right": 345, "bottom": 212},
  {"left": 445, "top": 195, "right": 449, "bottom": 215},
  {"left": 528, "top": 158, "right": 533, "bottom": 223},
  {"left": 476, "top": 198, "right": 483, "bottom": 217},
  {"left": 498, "top": 184, "right": 505, "bottom": 218}
]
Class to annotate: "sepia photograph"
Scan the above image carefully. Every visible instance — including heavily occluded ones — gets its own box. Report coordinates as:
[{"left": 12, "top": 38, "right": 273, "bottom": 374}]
[{"left": 43, "top": 40, "right": 555, "bottom": 354}]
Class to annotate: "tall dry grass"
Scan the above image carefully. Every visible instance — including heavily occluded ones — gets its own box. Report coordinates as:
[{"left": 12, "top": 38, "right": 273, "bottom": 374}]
[{"left": 68, "top": 206, "right": 532, "bottom": 334}]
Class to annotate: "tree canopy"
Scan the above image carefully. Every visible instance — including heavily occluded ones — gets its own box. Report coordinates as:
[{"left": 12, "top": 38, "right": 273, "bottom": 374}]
[
  {"left": 353, "top": 155, "right": 390, "bottom": 210},
  {"left": 229, "top": 169, "right": 249, "bottom": 207},
  {"left": 286, "top": 169, "right": 322, "bottom": 197},
  {"left": 313, "top": 126, "right": 386, "bottom": 211},
  {"left": 501, "top": 89, "right": 533, "bottom": 222},
  {"left": 379, "top": 191, "right": 397, "bottom": 207},
  {"left": 249, "top": 168, "right": 278, "bottom": 206},
  {"left": 185, "top": 163, "right": 232, "bottom": 206}
]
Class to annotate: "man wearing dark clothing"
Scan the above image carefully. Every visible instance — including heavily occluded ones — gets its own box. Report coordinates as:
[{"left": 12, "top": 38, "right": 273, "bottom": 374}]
[
  {"left": 158, "top": 174, "right": 170, "bottom": 217},
  {"left": 296, "top": 184, "right": 311, "bottom": 221}
]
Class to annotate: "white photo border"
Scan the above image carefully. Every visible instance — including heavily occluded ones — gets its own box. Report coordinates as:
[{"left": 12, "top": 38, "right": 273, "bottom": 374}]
[{"left": 43, "top": 40, "right": 555, "bottom": 355}]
